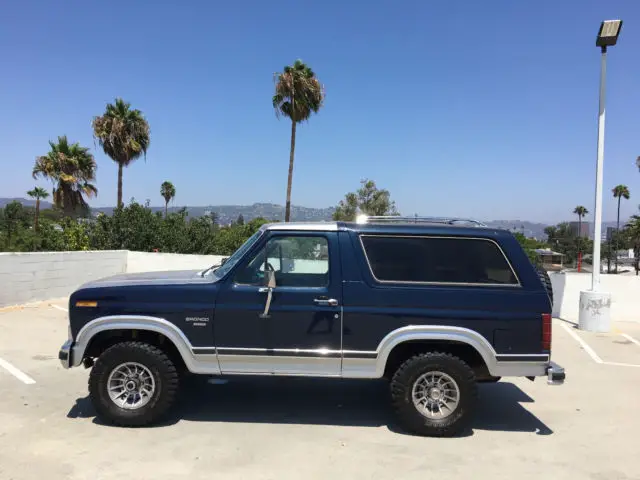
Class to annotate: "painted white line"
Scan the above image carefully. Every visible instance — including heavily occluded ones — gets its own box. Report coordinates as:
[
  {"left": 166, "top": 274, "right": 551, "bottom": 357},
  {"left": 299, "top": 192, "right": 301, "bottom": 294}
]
[
  {"left": 620, "top": 333, "right": 640, "bottom": 348},
  {"left": 50, "top": 304, "right": 68, "bottom": 312},
  {"left": 560, "top": 323, "right": 603, "bottom": 364},
  {"left": 0, "top": 357, "right": 36, "bottom": 384},
  {"left": 603, "top": 361, "right": 640, "bottom": 368}
]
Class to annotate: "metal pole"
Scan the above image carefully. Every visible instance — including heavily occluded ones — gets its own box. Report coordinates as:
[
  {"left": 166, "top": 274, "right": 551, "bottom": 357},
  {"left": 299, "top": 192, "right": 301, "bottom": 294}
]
[{"left": 591, "top": 47, "right": 607, "bottom": 291}]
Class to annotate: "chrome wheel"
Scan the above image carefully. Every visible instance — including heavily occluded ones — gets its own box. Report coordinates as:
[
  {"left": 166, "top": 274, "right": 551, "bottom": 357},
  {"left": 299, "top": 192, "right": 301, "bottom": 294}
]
[
  {"left": 107, "top": 362, "right": 156, "bottom": 410},
  {"left": 412, "top": 371, "right": 460, "bottom": 419}
]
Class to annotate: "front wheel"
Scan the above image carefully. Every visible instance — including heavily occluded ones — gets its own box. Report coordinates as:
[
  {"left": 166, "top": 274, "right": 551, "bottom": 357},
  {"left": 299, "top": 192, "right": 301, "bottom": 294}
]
[
  {"left": 88, "top": 341, "right": 180, "bottom": 427},
  {"left": 390, "top": 352, "right": 477, "bottom": 437}
]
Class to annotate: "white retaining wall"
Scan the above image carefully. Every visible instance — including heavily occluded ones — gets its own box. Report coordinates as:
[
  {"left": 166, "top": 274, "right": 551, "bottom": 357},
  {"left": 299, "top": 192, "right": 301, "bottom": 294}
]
[
  {"left": 126, "top": 252, "right": 225, "bottom": 273},
  {"left": 0, "top": 251, "right": 225, "bottom": 307},
  {"left": 2, "top": 251, "right": 639, "bottom": 323},
  {"left": 550, "top": 272, "right": 640, "bottom": 323},
  {"left": 0, "top": 251, "right": 128, "bottom": 307}
]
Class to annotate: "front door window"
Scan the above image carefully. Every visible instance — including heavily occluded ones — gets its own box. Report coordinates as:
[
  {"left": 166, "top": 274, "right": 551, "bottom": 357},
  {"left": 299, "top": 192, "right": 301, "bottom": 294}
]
[{"left": 234, "top": 236, "right": 329, "bottom": 288}]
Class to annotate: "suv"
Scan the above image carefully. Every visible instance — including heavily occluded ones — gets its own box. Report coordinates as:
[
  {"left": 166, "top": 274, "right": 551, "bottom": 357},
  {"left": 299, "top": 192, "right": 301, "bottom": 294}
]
[{"left": 59, "top": 216, "right": 564, "bottom": 436}]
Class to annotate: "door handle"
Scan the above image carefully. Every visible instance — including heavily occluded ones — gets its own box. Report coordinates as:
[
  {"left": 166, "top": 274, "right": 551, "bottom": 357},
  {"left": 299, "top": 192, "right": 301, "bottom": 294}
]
[
  {"left": 258, "top": 287, "right": 271, "bottom": 293},
  {"left": 313, "top": 298, "right": 339, "bottom": 307}
]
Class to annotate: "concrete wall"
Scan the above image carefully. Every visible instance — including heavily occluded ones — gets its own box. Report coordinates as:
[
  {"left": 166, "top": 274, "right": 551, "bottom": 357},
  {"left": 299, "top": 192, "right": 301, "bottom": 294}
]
[
  {"left": 0, "top": 251, "right": 127, "bottom": 307},
  {"left": 126, "top": 252, "right": 226, "bottom": 273},
  {"left": 0, "top": 251, "right": 226, "bottom": 307},
  {"left": 550, "top": 272, "right": 640, "bottom": 323}
]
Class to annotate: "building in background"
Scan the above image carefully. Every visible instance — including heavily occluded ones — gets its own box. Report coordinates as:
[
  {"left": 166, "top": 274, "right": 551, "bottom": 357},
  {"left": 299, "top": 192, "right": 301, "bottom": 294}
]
[
  {"left": 606, "top": 226, "right": 617, "bottom": 242},
  {"left": 568, "top": 221, "right": 590, "bottom": 239},
  {"left": 534, "top": 248, "right": 565, "bottom": 271}
]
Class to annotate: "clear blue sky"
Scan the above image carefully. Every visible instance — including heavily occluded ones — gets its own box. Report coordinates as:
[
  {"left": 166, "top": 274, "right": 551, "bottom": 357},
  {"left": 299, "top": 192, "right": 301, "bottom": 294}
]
[{"left": 1, "top": 0, "right": 639, "bottom": 223}]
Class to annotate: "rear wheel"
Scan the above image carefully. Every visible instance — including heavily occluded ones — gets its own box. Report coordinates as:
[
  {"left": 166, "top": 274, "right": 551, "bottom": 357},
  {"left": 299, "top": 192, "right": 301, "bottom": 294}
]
[
  {"left": 390, "top": 352, "right": 477, "bottom": 437},
  {"left": 88, "top": 341, "right": 179, "bottom": 427}
]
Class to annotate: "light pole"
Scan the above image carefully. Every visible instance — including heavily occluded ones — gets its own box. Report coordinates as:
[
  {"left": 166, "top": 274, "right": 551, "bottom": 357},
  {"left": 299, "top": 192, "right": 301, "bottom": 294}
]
[{"left": 579, "top": 20, "right": 623, "bottom": 332}]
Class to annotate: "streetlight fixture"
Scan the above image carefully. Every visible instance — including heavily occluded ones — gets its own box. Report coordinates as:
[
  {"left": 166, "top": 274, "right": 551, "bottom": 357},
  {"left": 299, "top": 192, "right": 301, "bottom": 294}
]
[{"left": 579, "top": 20, "right": 623, "bottom": 333}]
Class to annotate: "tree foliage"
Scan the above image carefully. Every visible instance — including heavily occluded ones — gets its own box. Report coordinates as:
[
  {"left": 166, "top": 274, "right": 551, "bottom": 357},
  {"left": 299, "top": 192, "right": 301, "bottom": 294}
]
[
  {"left": 92, "top": 98, "right": 150, "bottom": 208},
  {"left": 0, "top": 200, "right": 269, "bottom": 256},
  {"left": 32, "top": 135, "right": 97, "bottom": 217},
  {"left": 333, "top": 179, "right": 399, "bottom": 221},
  {"left": 160, "top": 181, "right": 176, "bottom": 217},
  {"left": 273, "top": 60, "right": 325, "bottom": 222}
]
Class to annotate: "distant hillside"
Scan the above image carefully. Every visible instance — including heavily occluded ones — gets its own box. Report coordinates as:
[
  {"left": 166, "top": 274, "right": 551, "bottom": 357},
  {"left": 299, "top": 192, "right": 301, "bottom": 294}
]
[
  {"left": 90, "top": 203, "right": 335, "bottom": 224},
  {"left": 0, "top": 198, "right": 625, "bottom": 237},
  {"left": 0, "top": 197, "right": 54, "bottom": 209}
]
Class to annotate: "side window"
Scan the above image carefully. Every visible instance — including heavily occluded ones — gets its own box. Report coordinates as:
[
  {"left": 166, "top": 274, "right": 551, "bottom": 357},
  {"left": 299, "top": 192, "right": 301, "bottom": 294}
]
[
  {"left": 234, "top": 236, "right": 329, "bottom": 287},
  {"left": 360, "top": 235, "right": 518, "bottom": 285}
]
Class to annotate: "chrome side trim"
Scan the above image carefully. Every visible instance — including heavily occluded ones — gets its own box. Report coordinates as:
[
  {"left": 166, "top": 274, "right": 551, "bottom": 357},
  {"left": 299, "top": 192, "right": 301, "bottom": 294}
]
[
  {"left": 73, "top": 315, "right": 221, "bottom": 375},
  {"left": 216, "top": 354, "right": 341, "bottom": 376},
  {"left": 358, "top": 234, "right": 521, "bottom": 287},
  {"left": 493, "top": 361, "right": 547, "bottom": 377},
  {"left": 342, "top": 357, "right": 378, "bottom": 378}
]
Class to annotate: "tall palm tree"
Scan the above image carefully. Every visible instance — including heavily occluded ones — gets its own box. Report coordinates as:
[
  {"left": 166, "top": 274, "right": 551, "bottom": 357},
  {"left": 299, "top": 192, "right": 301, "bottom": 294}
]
[
  {"left": 160, "top": 181, "right": 176, "bottom": 218},
  {"left": 612, "top": 185, "right": 630, "bottom": 272},
  {"left": 272, "top": 60, "right": 325, "bottom": 222},
  {"left": 26, "top": 187, "right": 49, "bottom": 231},
  {"left": 33, "top": 136, "right": 98, "bottom": 216},
  {"left": 92, "top": 98, "right": 150, "bottom": 208},
  {"left": 573, "top": 206, "right": 588, "bottom": 237}
]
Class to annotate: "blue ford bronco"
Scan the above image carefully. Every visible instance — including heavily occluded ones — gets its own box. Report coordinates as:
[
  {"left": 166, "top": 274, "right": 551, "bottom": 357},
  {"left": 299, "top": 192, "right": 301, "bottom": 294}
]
[{"left": 59, "top": 216, "right": 564, "bottom": 436}]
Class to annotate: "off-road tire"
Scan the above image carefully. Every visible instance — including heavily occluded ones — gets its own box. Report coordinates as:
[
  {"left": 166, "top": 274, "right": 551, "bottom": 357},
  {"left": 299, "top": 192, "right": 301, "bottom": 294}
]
[
  {"left": 88, "top": 341, "right": 179, "bottom": 427},
  {"left": 390, "top": 352, "right": 477, "bottom": 437},
  {"left": 536, "top": 266, "right": 554, "bottom": 307}
]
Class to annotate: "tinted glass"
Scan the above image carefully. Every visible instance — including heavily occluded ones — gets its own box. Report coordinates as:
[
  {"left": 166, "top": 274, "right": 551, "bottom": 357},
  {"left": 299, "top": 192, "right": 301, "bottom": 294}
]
[
  {"left": 360, "top": 235, "right": 518, "bottom": 285},
  {"left": 234, "top": 236, "right": 329, "bottom": 287}
]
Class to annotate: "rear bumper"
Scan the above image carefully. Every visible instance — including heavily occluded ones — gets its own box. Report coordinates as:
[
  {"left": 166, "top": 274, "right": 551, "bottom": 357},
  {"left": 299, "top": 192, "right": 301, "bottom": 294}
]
[
  {"left": 59, "top": 340, "right": 74, "bottom": 369},
  {"left": 546, "top": 361, "right": 565, "bottom": 385}
]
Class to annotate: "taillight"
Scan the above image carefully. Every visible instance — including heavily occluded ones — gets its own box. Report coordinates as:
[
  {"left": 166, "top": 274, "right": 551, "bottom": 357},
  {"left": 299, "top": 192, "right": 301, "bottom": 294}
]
[{"left": 542, "top": 313, "right": 552, "bottom": 351}]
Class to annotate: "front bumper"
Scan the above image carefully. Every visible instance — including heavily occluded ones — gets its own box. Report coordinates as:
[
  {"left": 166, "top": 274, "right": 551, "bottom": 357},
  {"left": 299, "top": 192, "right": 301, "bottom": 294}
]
[
  {"left": 59, "top": 340, "right": 74, "bottom": 369},
  {"left": 546, "top": 361, "right": 565, "bottom": 385}
]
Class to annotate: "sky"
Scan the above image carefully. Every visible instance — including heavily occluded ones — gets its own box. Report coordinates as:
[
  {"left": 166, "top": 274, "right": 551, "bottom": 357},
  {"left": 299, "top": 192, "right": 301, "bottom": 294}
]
[{"left": 0, "top": 1, "right": 639, "bottom": 224}]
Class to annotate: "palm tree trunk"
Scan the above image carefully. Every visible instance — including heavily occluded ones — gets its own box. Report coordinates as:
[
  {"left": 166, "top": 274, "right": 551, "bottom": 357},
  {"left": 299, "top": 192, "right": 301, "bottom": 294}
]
[
  {"left": 284, "top": 120, "right": 297, "bottom": 222},
  {"left": 117, "top": 163, "right": 124, "bottom": 208},
  {"left": 165, "top": 201, "right": 168, "bottom": 219},
  {"left": 35, "top": 198, "right": 40, "bottom": 232},
  {"left": 615, "top": 197, "right": 621, "bottom": 273}
]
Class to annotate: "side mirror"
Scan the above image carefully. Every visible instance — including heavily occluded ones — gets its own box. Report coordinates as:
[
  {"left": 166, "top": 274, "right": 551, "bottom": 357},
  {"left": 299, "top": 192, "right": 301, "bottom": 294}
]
[
  {"left": 220, "top": 257, "right": 228, "bottom": 265},
  {"left": 265, "top": 270, "right": 276, "bottom": 289}
]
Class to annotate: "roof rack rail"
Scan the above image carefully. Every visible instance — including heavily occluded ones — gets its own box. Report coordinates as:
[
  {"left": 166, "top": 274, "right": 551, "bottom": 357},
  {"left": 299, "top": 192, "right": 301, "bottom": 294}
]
[{"left": 355, "top": 215, "right": 487, "bottom": 227}]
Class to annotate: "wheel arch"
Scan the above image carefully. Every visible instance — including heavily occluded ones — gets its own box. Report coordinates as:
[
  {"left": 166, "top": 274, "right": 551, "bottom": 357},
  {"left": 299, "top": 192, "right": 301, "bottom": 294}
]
[
  {"left": 74, "top": 316, "right": 196, "bottom": 372},
  {"left": 375, "top": 326, "right": 497, "bottom": 378}
]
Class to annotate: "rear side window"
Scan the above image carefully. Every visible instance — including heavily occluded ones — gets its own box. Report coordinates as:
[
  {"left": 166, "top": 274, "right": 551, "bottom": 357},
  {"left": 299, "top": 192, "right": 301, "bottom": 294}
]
[{"left": 360, "top": 235, "right": 518, "bottom": 285}]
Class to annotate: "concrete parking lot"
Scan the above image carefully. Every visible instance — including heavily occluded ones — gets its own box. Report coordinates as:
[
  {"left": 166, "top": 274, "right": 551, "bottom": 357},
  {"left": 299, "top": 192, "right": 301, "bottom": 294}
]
[{"left": 1, "top": 300, "right": 640, "bottom": 480}]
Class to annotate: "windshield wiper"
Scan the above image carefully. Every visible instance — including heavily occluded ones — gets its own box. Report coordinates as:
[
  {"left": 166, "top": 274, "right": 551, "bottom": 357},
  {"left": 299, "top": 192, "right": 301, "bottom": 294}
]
[
  {"left": 200, "top": 257, "right": 228, "bottom": 277},
  {"left": 200, "top": 264, "right": 221, "bottom": 277}
]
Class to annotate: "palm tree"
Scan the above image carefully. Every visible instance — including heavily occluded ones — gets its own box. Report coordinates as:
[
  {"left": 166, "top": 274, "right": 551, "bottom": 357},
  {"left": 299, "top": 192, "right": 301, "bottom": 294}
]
[
  {"left": 272, "top": 60, "right": 325, "bottom": 222},
  {"left": 26, "top": 187, "right": 49, "bottom": 231},
  {"left": 33, "top": 136, "right": 98, "bottom": 216},
  {"left": 573, "top": 206, "right": 588, "bottom": 237},
  {"left": 92, "top": 98, "right": 150, "bottom": 208},
  {"left": 612, "top": 185, "right": 630, "bottom": 272},
  {"left": 160, "top": 181, "right": 176, "bottom": 218}
]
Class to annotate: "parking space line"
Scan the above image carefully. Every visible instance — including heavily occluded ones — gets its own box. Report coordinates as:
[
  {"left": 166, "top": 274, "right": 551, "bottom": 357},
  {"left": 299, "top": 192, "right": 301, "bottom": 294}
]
[
  {"left": 620, "top": 333, "right": 640, "bottom": 348},
  {"left": 560, "top": 323, "right": 603, "bottom": 364},
  {"left": 0, "top": 357, "right": 36, "bottom": 384},
  {"left": 50, "top": 304, "right": 68, "bottom": 312},
  {"left": 603, "top": 361, "right": 640, "bottom": 368}
]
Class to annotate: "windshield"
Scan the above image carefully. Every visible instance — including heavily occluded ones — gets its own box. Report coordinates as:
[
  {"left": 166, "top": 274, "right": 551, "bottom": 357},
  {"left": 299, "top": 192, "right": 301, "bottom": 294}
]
[{"left": 209, "top": 229, "right": 264, "bottom": 279}]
